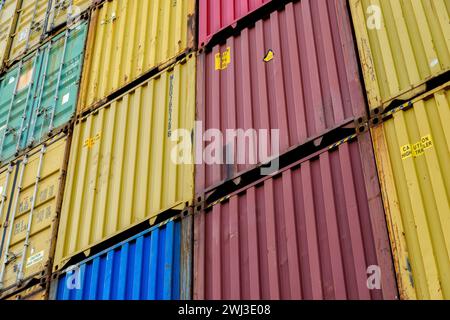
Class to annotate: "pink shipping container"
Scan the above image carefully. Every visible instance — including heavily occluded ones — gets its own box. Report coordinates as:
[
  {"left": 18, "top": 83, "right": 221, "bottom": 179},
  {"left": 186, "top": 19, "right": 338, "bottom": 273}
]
[
  {"left": 194, "top": 132, "right": 398, "bottom": 300},
  {"left": 199, "top": 0, "right": 271, "bottom": 47},
  {"left": 196, "top": 0, "right": 367, "bottom": 194}
]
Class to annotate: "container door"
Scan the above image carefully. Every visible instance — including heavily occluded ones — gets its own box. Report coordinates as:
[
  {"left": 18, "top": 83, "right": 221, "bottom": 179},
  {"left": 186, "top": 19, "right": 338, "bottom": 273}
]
[
  {"left": 0, "top": 0, "right": 21, "bottom": 70},
  {"left": 45, "top": 0, "right": 91, "bottom": 33}
]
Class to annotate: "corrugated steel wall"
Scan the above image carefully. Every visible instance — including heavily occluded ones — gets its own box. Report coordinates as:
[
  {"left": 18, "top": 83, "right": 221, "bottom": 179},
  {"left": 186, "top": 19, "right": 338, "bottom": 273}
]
[
  {"left": 7, "top": 0, "right": 92, "bottom": 66},
  {"left": 350, "top": 0, "right": 450, "bottom": 111},
  {"left": 198, "top": 0, "right": 270, "bottom": 47},
  {"left": 0, "top": 0, "right": 20, "bottom": 71},
  {"left": 371, "top": 83, "right": 450, "bottom": 300},
  {"left": 77, "top": 0, "right": 196, "bottom": 112},
  {"left": 0, "top": 20, "right": 87, "bottom": 164},
  {"left": 53, "top": 220, "right": 181, "bottom": 300},
  {"left": 196, "top": 0, "right": 366, "bottom": 193},
  {"left": 194, "top": 133, "right": 398, "bottom": 300},
  {"left": 54, "top": 56, "right": 196, "bottom": 270},
  {"left": 0, "top": 133, "right": 69, "bottom": 295}
]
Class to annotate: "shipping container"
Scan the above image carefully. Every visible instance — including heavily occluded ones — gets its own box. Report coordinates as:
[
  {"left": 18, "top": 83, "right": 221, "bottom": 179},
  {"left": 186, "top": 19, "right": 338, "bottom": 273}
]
[
  {"left": 350, "top": 0, "right": 450, "bottom": 112},
  {"left": 0, "top": 0, "right": 20, "bottom": 71},
  {"left": 0, "top": 20, "right": 87, "bottom": 164},
  {"left": 371, "top": 82, "right": 450, "bottom": 300},
  {"left": 54, "top": 56, "right": 196, "bottom": 271},
  {"left": 194, "top": 132, "right": 398, "bottom": 300},
  {"left": 52, "top": 218, "right": 188, "bottom": 300},
  {"left": 196, "top": 0, "right": 367, "bottom": 193},
  {"left": 0, "top": 133, "right": 70, "bottom": 296},
  {"left": 5, "top": 283, "right": 46, "bottom": 300},
  {"left": 7, "top": 0, "right": 91, "bottom": 65},
  {"left": 198, "top": 0, "right": 270, "bottom": 47},
  {"left": 77, "top": 0, "right": 196, "bottom": 113}
]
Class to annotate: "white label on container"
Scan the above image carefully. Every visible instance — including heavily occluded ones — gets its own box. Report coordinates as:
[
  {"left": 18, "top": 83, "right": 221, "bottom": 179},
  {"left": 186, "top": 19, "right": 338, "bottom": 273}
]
[
  {"left": 62, "top": 93, "right": 70, "bottom": 105},
  {"left": 26, "top": 251, "right": 44, "bottom": 268},
  {"left": 8, "top": 77, "right": 15, "bottom": 84},
  {"left": 18, "top": 29, "right": 28, "bottom": 42},
  {"left": 430, "top": 58, "right": 439, "bottom": 68}
]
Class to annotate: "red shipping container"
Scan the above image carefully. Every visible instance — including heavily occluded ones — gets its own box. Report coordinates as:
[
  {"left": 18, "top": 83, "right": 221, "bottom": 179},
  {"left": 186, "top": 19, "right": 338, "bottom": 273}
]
[
  {"left": 194, "top": 132, "right": 398, "bottom": 300},
  {"left": 199, "top": 0, "right": 271, "bottom": 47},
  {"left": 196, "top": 0, "right": 367, "bottom": 194}
]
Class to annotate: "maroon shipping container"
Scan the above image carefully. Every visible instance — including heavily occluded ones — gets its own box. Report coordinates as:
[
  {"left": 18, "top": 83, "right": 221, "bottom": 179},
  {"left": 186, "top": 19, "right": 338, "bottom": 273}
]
[
  {"left": 196, "top": 0, "right": 367, "bottom": 194},
  {"left": 194, "top": 132, "right": 398, "bottom": 300},
  {"left": 199, "top": 0, "right": 271, "bottom": 47}
]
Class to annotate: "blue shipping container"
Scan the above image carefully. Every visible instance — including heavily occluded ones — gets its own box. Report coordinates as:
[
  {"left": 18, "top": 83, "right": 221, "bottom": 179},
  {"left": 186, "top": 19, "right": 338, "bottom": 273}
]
[{"left": 53, "top": 220, "right": 182, "bottom": 300}]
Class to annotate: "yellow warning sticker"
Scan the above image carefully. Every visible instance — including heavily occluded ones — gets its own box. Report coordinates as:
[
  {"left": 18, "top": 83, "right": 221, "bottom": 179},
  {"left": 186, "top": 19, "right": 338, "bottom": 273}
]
[
  {"left": 264, "top": 49, "right": 274, "bottom": 62},
  {"left": 401, "top": 144, "right": 412, "bottom": 160},
  {"left": 215, "top": 47, "right": 231, "bottom": 71},
  {"left": 401, "top": 135, "right": 434, "bottom": 160}
]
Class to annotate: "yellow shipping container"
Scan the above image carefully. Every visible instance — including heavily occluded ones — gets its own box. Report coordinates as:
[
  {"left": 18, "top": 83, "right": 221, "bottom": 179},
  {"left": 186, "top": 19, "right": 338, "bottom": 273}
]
[
  {"left": 7, "top": 0, "right": 91, "bottom": 65},
  {"left": 0, "top": 0, "right": 20, "bottom": 71},
  {"left": 77, "top": 0, "right": 196, "bottom": 113},
  {"left": 54, "top": 56, "right": 196, "bottom": 271},
  {"left": 350, "top": 0, "right": 450, "bottom": 112},
  {"left": 0, "top": 133, "right": 70, "bottom": 297},
  {"left": 372, "top": 82, "right": 450, "bottom": 300}
]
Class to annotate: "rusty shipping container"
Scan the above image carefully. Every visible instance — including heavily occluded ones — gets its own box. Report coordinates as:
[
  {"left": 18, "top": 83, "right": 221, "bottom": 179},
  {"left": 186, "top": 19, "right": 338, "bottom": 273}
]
[
  {"left": 372, "top": 82, "right": 450, "bottom": 300},
  {"left": 198, "top": 0, "right": 270, "bottom": 47},
  {"left": 196, "top": 0, "right": 367, "bottom": 194},
  {"left": 54, "top": 55, "right": 196, "bottom": 271},
  {"left": 6, "top": 0, "right": 92, "bottom": 66},
  {"left": 0, "top": 133, "right": 71, "bottom": 298},
  {"left": 350, "top": 0, "right": 450, "bottom": 111},
  {"left": 194, "top": 132, "right": 398, "bottom": 300},
  {"left": 4, "top": 283, "right": 47, "bottom": 300},
  {"left": 77, "top": 0, "right": 196, "bottom": 113}
]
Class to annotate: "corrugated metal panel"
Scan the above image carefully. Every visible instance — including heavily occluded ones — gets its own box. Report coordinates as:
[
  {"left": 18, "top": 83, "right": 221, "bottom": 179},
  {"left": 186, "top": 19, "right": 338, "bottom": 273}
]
[
  {"left": 0, "top": 21, "right": 87, "bottom": 164},
  {"left": 8, "top": 0, "right": 91, "bottom": 65},
  {"left": 46, "top": 0, "right": 92, "bottom": 33},
  {"left": 350, "top": 0, "right": 450, "bottom": 111},
  {"left": 54, "top": 56, "right": 196, "bottom": 270},
  {"left": 371, "top": 82, "right": 450, "bottom": 300},
  {"left": 198, "top": 0, "right": 270, "bottom": 47},
  {"left": 54, "top": 220, "right": 181, "bottom": 300},
  {"left": 196, "top": 0, "right": 367, "bottom": 193},
  {"left": 0, "top": 0, "right": 20, "bottom": 71},
  {"left": 77, "top": 0, "right": 196, "bottom": 112},
  {"left": 194, "top": 132, "right": 398, "bottom": 300},
  {"left": 0, "top": 133, "right": 69, "bottom": 294},
  {"left": 5, "top": 284, "right": 46, "bottom": 300}
]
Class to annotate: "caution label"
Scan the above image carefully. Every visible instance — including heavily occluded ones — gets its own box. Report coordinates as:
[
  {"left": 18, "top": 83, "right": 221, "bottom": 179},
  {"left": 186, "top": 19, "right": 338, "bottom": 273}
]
[
  {"left": 400, "top": 135, "right": 434, "bottom": 160},
  {"left": 83, "top": 132, "right": 102, "bottom": 149},
  {"left": 26, "top": 251, "right": 44, "bottom": 268}
]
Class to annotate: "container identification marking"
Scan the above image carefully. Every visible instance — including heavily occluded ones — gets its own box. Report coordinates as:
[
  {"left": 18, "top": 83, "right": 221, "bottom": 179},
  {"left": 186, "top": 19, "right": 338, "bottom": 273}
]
[
  {"left": 215, "top": 47, "right": 231, "bottom": 70},
  {"left": 26, "top": 251, "right": 44, "bottom": 268},
  {"left": 84, "top": 132, "right": 102, "bottom": 149},
  {"left": 401, "top": 135, "right": 433, "bottom": 160}
]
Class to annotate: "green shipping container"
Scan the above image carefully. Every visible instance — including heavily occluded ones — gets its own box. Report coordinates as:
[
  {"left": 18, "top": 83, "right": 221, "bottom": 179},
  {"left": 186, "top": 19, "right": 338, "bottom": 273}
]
[{"left": 0, "top": 20, "right": 87, "bottom": 164}]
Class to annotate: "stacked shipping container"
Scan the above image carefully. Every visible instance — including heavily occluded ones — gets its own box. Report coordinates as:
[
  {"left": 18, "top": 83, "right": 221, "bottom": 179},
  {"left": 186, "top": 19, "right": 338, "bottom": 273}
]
[
  {"left": 0, "top": 0, "right": 92, "bottom": 299},
  {"left": 350, "top": 0, "right": 450, "bottom": 300},
  {"left": 0, "top": 0, "right": 447, "bottom": 301}
]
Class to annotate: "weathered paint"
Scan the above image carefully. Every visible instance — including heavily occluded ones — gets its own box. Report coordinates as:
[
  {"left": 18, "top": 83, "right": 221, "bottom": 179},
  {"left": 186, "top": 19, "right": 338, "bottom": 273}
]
[
  {"left": 7, "top": 0, "right": 91, "bottom": 65},
  {"left": 0, "top": 0, "right": 21, "bottom": 71},
  {"left": 0, "top": 133, "right": 69, "bottom": 296},
  {"left": 198, "top": 0, "right": 270, "bottom": 47},
  {"left": 54, "top": 56, "right": 196, "bottom": 270},
  {"left": 196, "top": 0, "right": 367, "bottom": 193},
  {"left": 53, "top": 220, "right": 182, "bottom": 300},
  {"left": 350, "top": 0, "right": 450, "bottom": 111},
  {"left": 0, "top": 20, "right": 87, "bottom": 164},
  {"left": 77, "top": 0, "right": 196, "bottom": 112},
  {"left": 372, "top": 82, "right": 450, "bottom": 300},
  {"left": 5, "top": 283, "right": 46, "bottom": 300},
  {"left": 194, "top": 132, "right": 398, "bottom": 300}
]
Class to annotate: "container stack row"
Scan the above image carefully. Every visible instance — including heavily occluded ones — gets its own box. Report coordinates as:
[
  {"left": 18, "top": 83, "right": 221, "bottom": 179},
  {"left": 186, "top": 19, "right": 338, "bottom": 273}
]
[
  {"left": 350, "top": 0, "right": 450, "bottom": 299},
  {"left": 0, "top": 0, "right": 448, "bottom": 301}
]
